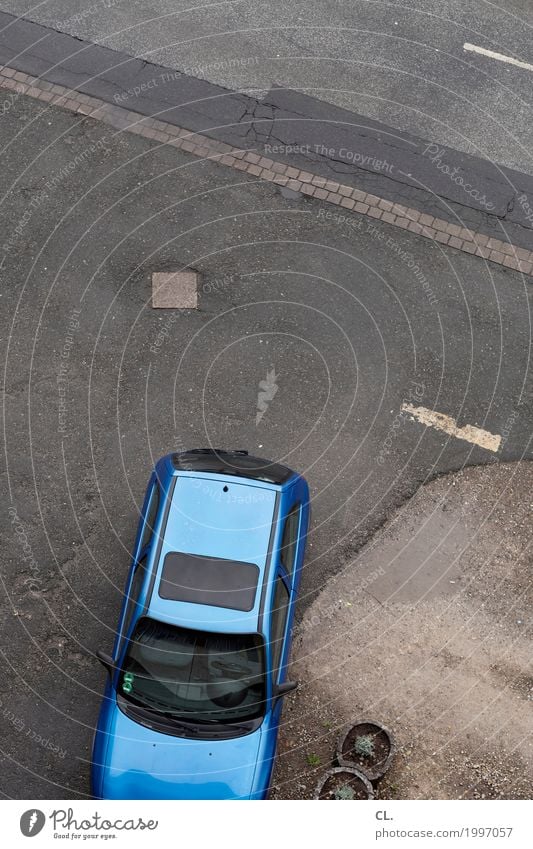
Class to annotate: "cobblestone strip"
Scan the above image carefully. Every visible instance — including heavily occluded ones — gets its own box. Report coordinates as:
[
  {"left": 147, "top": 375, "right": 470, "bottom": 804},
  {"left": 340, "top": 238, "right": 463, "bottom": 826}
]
[{"left": 1, "top": 65, "right": 532, "bottom": 277}]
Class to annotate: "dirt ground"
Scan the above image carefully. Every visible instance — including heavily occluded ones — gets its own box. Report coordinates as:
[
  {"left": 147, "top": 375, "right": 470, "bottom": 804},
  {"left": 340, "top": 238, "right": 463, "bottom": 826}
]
[{"left": 271, "top": 461, "right": 532, "bottom": 799}]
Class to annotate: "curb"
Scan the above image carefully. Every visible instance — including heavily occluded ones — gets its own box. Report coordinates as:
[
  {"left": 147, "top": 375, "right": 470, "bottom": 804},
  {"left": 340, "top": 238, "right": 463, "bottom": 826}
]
[{"left": 2, "top": 64, "right": 533, "bottom": 278}]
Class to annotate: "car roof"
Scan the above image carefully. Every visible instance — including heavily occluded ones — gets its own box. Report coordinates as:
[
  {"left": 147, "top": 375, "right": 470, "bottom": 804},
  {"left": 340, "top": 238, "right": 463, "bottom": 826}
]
[{"left": 146, "top": 469, "right": 280, "bottom": 634}]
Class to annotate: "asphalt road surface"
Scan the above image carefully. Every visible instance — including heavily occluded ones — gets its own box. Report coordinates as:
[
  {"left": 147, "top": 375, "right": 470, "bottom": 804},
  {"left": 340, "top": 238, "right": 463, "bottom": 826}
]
[
  {"left": 2, "top": 0, "right": 533, "bottom": 174},
  {"left": 0, "top": 89, "right": 532, "bottom": 797}
]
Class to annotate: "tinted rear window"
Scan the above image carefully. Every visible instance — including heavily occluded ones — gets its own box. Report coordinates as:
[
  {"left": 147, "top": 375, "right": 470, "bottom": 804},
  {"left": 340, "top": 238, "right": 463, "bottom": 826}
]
[
  {"left": 171, "top": 450, "right": 294, "bottom": 484},
  {"left": 159, "top": 551, "right": 260, "bottom": 611}
]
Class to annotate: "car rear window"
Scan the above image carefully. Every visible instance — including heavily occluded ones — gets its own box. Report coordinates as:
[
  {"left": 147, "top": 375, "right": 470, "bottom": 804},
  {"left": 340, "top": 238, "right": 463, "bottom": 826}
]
[
  {"left": 158, "top": 551, "right": 260, "bottom": 611},
  {"left": 171, "top": 450, "right": 294, "bottom": 483}
]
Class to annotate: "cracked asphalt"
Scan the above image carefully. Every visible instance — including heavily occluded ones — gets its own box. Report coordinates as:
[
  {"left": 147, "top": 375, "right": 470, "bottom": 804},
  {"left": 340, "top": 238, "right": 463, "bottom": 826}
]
[
  {"left": 0, "top": 90, "right": 532, "bottom": 798},
  {"left": 1, "top": 10, "right": 531, "bottom": 252},
  {"left": 2, "top": 0, "right": 532, "bottom": 175}
]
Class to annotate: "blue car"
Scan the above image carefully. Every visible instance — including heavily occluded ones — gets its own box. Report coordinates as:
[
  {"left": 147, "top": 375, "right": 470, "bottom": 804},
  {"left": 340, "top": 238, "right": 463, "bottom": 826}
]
[{"left": 91, "top": 449, "right": 310, "bottom": 799}]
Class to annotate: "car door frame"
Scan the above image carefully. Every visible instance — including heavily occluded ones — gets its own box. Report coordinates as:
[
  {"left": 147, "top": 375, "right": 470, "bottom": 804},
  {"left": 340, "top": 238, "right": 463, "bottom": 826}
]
[
  {"left": 268, "top": 482, "right": 305, "bottom": 710},
  {"left": 132, "top": 473, "right": 160, "bottom": 564},
  {"left": 112, "top": 475, "right": 161, "bottom": 664}
]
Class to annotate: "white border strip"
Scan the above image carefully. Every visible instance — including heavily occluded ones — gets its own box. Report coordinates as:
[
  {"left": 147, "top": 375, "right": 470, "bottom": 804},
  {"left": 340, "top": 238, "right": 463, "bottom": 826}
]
[{"left": 464, "top": 43, "right": 533, "bottom": 73}]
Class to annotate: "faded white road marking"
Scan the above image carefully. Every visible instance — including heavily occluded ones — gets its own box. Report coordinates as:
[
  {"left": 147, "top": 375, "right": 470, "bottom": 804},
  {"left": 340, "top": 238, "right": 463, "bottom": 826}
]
[
  {"left": 401, "top": 403, "right": 502, "bottom": 452},
  {"left": 463, "top": 43, "right": 533, "bottom": 73}
]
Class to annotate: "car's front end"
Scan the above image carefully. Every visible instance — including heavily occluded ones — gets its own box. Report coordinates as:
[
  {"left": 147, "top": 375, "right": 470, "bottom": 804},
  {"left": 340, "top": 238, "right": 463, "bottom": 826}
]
[
  {"left": 93, "top": 699, "right": 266, "bottom": 799},
  {"left": 92, "top": 609, "right": 274, "bottom": 799}
]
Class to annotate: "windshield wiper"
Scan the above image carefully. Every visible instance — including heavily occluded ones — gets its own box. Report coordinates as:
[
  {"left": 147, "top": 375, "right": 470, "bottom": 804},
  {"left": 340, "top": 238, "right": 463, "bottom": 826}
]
[
  {"left": 191, "top": 716, "right": 256, "bottom": 732},
  {"left": 147, "top": 710, "right": 251, "bottom": 735},
  {"left": 157, "top": 713, "right": 254, "bottom": 733},
  {"left": 123, "top": 700, "right": 201, "bottom": 734},
  {"left": 120, "top": 693, "right": 256, "bottom": 733},
  {"left": 220, "top": 721, "right": 253, "bottom": 732}
]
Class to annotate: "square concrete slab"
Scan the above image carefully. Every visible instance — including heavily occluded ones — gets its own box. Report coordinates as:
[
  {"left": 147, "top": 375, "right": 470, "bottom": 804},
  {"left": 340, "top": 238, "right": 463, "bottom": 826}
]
[{"left": 152, "top": 271, "right": 198, "bottom": 308}]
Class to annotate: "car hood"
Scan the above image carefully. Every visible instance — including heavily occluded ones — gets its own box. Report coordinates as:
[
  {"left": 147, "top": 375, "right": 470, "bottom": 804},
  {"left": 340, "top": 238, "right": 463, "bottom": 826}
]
[{"left": 99, "top": 703, "right": 262, "bottom": 799}]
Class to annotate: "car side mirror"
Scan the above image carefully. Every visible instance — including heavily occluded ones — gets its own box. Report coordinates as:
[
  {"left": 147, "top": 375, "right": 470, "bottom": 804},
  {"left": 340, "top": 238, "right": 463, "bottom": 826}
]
[
  {"left": 274, "top": 680, "right": 298, "bottom": 702},
  {"left": 96, "top": 649, "right": 115, "bottom": 676}
]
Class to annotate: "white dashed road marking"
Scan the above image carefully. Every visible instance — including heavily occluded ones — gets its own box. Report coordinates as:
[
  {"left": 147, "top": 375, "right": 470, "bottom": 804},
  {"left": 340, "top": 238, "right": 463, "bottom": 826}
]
[
  {"left": 401, "top": 403, "right": 502, "bottom": 452},
  {"left": 463, "top": 43, "right": 533, "bottom": 74}
]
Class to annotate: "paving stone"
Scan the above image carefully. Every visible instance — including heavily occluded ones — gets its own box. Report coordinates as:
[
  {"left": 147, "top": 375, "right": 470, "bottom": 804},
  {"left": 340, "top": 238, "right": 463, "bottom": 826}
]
[{"left": 152, "top": 271, "right": 198, "bottom": 309}]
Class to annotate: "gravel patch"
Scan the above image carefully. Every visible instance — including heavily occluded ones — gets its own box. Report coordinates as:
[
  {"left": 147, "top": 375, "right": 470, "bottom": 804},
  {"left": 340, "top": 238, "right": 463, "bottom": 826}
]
[{"left": 272, "top": 461, "right": 532, "bottom": 799}]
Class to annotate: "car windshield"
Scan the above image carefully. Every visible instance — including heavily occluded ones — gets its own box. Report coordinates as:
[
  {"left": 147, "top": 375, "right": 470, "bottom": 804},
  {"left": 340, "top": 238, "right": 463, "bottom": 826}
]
[{"left": 119, "top": 617, "right": 265, "bottom": 725}]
